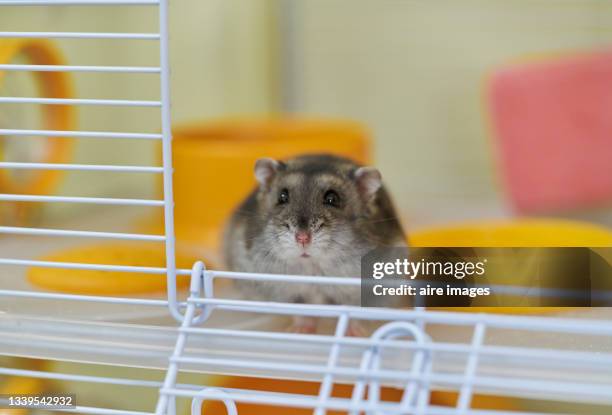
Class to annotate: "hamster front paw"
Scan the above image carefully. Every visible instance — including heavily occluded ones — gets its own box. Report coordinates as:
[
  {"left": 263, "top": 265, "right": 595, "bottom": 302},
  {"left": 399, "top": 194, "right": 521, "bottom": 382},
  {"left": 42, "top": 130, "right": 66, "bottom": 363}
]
[
  {"left": 287, "top": 316, "right": 318, "bottom": 334},
  {"left": 346, "top": 321, "right": 368, "bottom": 337}
]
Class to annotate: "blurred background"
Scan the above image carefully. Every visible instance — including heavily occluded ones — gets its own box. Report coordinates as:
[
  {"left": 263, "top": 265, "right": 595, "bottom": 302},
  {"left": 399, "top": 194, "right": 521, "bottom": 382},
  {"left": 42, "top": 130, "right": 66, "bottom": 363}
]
[{"left": 1, "top": 0, "right": 610, "bottom": 232}]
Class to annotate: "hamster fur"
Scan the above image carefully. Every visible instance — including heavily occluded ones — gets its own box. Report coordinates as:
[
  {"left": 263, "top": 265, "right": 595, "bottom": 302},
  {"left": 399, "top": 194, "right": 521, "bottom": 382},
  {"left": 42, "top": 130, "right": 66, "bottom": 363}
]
[{"left": 223, "top": 154, "right": 405, "bottom": 334}]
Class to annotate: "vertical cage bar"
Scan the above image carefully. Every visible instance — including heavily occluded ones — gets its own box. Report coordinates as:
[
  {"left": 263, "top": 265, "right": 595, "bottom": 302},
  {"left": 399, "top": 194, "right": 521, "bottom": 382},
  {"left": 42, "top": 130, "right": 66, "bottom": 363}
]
[
  {"left": 155, "top": 262, "right": 204, "bottom": 415},
  {"left": 456, "top": 322, "right": 487, "bottom": 413},
  {"left": 158, "top": 0, "right": 181, "bottom": 322},
  {"left": 314, "top": 313, "right": 349, "bottom": 415}
]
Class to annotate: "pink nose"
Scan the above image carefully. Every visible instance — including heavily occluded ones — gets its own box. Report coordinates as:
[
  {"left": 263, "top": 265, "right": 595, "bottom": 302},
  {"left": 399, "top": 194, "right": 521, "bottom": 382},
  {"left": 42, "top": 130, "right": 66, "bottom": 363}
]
[{"left": 295, "top": 231, "right": 312, "bottom": 247}]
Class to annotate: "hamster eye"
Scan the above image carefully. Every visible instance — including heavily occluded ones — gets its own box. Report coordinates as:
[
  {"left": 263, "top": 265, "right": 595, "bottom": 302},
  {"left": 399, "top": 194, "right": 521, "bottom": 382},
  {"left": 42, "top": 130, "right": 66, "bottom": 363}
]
[
  {"left": 278, "top": 188, "right": 289, "bottom": 205},
  {"left": 323, "top": 190, "right": 341, "bottom": 207}
]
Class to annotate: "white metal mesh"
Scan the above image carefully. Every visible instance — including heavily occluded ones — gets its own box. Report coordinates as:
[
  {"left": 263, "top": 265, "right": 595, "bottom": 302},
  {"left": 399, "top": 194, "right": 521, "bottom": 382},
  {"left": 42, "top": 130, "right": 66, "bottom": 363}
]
[{"left": 0, "top": 0, "right": 184, "bottom": 321}]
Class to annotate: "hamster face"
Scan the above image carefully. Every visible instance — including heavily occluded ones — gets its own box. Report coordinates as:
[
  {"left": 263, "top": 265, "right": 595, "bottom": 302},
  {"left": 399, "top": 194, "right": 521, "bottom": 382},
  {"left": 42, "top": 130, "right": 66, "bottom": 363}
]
[
  {"left": 225, "top": 154, "right": 405, "bottom": 310},
  {"left": 261, "top": 171, "right": 365, "bottom": 260},
  {"left": 251, "top": 155, "right": 384, "bottom": 265}
]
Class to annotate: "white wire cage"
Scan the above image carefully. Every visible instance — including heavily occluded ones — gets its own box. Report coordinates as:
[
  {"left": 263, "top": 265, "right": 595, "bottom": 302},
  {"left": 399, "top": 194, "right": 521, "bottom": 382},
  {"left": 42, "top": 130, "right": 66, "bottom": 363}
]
[{"left": 0, "top": 1, "right": 611, "bottom": 415}]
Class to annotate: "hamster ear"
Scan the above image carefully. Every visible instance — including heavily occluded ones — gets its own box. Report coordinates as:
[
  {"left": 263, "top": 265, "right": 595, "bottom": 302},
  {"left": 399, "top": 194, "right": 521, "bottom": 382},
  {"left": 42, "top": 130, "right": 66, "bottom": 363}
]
[
  {"left": 354, "top": 166, "right": 382, "bottom": 199},
  {"left": 254, "top": 158, "right": 283, "bottom": 189}
]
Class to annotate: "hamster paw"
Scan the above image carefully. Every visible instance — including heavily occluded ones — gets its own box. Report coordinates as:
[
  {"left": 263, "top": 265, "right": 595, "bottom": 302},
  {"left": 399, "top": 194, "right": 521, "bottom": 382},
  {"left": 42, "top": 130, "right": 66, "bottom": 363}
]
[
  {"left": 346, "top": 321, "right": 367, "bottom": 337},
  {"left": 288, "top": 316, "right": 317, "bottom": 334}
]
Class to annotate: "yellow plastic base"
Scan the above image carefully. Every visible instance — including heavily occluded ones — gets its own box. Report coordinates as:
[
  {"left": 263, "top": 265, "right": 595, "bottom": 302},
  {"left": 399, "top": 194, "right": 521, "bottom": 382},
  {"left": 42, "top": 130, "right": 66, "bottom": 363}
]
[
  {"left": 27, "top": 243, "right": 205, "bottom": 295},
  {"left": 410, "top": 218, "right": 611, "bottom": 314},
  {"left": 410, "top": 218, "right": 612, "bottom": 247}
]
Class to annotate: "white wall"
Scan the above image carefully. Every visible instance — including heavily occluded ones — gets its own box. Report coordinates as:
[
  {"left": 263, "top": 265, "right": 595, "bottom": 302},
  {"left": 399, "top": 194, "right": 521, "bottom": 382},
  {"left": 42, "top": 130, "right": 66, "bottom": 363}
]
[{"left": 285, "top": 0, "right": 612, "bottom": 227}]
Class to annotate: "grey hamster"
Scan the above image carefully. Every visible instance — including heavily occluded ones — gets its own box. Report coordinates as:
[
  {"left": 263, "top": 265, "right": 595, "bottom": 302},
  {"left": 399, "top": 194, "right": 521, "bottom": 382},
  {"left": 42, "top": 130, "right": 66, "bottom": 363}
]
[{"left": 223, "top": 154, "right": 405, "bottom": 334}]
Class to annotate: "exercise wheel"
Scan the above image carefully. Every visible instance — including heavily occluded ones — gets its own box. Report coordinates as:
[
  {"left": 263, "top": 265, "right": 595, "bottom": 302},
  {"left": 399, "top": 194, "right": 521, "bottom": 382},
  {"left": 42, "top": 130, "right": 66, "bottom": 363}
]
[{"left": 0, "top": 38, "right": 75, "bottom": 224}]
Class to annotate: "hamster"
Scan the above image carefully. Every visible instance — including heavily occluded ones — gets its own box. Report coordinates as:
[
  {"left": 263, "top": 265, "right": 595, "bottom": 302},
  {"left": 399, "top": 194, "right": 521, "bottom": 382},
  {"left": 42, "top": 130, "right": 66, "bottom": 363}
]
[{"left": 223, "top": 154, "right": 406, "bottom": 335}]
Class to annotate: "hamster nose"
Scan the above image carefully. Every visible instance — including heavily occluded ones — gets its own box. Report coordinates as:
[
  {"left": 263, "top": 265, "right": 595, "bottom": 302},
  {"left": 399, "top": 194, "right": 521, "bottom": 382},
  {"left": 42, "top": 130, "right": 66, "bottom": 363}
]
[{"left": 295, "top": 231, "right": 312, "bottom": 247}]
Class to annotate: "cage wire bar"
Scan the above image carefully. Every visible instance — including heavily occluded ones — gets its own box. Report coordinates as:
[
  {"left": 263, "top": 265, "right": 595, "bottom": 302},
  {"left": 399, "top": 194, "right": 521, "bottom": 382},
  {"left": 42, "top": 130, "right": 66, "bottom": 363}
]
[
  {"left": 154, "top": 267, "right": 612, "bottom": 415},
  {"left": 0, "top": 1, "right": 612, "bottom": 415},
  {"left": 0, "top": 0, "right": 185, "bottom": 322}
]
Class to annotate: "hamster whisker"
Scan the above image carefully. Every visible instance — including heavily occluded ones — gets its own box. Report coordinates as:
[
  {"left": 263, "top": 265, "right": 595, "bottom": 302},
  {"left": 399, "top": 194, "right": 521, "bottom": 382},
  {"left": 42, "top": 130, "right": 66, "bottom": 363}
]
[{"left": 356, "top": 216, "right": 402, "bottom": 225}]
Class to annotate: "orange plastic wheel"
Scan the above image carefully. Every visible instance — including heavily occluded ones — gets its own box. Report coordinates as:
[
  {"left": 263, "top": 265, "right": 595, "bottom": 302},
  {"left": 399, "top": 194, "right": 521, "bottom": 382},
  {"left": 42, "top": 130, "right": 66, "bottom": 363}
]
[{"left": 0, "top": 39, "right": 75, "bottom": 222}]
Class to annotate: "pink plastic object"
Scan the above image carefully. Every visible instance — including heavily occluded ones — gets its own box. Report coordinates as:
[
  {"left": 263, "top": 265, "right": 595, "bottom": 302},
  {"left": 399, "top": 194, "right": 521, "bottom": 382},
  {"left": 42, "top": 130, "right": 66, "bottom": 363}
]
[{"left": 489, "top": 52, "right": 612, "bottom": 214}]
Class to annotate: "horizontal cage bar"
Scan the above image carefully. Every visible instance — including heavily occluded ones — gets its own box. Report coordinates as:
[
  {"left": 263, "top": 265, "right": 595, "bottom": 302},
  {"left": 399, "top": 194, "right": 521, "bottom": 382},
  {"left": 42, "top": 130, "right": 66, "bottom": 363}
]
[
  {"left": 161, "top": 387, "right": 503, "bottom": 415},
  {"left": 209, "top": 269, "right": 360, "bottom": 286},
  {"left": 179, "top": 326, "right": 612, "bottom": 366},
  {"left": 170, "top": 355, "right": 417, "bottom": 383},
  {"left": 189, "top": 297, "right": 612, "bottom": 335},
  {"left": 0, "top": 31, "right": 160, "bottom": 40},
  {"left": 0, "top": 194, "right": 164, "bottom": 206},
  {"left": 169, "top": 355, "right": 612, "bottom": 400},
  {"left": 0, "top": 162, "right": 163, "bottom": 173},
  {"left": 0, "top": 97, "right": 161, "bottom": 107},
  {"left": 0, "top": 226, "right": 165, "bottom": 241},
  {"left": 0, "top": 258, "right": 190, "bottom": 275},
  {"left": 0, "top": 0, "right": 158, "bottom": 5},
  {"left": 0, "top": 288, "right": 174, "bottom": 306},
  {"left": 0, "top": 128, "right": 162, "bottom": 139},
  {"left": 0, "top": 367, "right": 162, "bottom": 388},
  {"left": 68, "top": 407, "right": 152, "bottom": 415},
  {"left": 0, "top": 367, "right": 218, "bottom": 393},
  {"left": 0, "top": 64, "right": 160, "bottom": 73}
]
